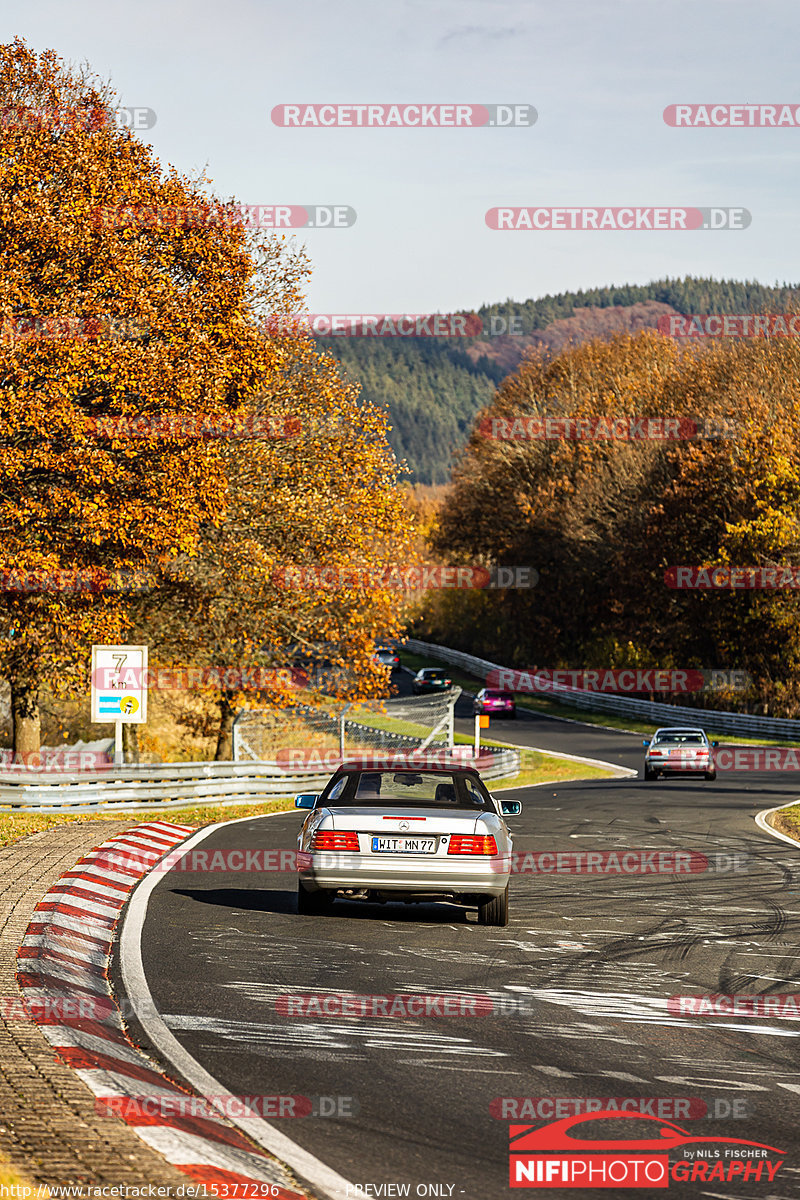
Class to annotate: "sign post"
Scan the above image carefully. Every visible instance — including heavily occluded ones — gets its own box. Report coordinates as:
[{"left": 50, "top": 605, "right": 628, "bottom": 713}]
[
  {"left": 91, "top": 645, "right": 148, "bottom": 767},
  {"left": 475, "top": 712, "right": 489, "bottom": 757}
]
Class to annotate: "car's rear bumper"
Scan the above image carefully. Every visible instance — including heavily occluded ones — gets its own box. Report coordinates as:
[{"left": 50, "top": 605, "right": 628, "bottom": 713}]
[
  {"left": 298, "top": 852, "right": 509, "bottom": 895},
  {"left": 646, "top": 759, "right": 711, "bottom": 774}
]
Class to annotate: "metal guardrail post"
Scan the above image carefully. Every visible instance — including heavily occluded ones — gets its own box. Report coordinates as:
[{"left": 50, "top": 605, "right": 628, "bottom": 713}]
[{"left": 339, "top": 703, "right": 352, "bottom": 757}]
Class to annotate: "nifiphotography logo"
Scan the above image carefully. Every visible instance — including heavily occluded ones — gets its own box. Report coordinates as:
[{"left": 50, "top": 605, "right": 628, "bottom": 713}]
[{"left": 508, "top": 1111, "right": 784, "bottom": 1188}]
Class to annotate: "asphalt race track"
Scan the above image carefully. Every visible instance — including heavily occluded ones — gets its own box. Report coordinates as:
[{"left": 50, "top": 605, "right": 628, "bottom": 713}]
[{"left": 114, "top": 686, "right": 800, "bottom": 1199}]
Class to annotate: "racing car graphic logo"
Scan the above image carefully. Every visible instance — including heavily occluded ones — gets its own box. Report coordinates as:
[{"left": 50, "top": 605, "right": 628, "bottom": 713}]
[{"left": 509, "top": 1110, "right": 784, "bottom": 1188}]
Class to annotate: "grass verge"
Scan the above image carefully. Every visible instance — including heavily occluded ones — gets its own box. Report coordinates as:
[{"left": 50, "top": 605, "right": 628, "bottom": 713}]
[
  {"left": 0, "top": 797, "right": 295, "bottom": 850},
  {"left": 768, "top": 803, "right": 800, "bottom": 843},
  {"left": 490, "top": 748, "right": 613, "bottom": 790},
  {"left": 0, "top": 1162, "right": 48, "bottom": 1195}
]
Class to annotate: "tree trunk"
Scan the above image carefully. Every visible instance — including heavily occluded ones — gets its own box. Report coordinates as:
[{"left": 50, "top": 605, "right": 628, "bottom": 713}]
[
  {"left": 122, "top": 723, "right": 140, "bottom": 765},
  {"left": 215, "top": 690, "right": 236, "bottom": 761},
  {"left": 11, "top": 675, "right": 40, "bottom": 762}
]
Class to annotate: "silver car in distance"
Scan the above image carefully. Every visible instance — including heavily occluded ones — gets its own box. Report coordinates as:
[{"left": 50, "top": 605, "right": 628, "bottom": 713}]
[
  {"left": 295, "top": 765, "right": 521, "bottom": 926},
  {"left": 642, "top": 726, "right": 719, "bottom": 781}
]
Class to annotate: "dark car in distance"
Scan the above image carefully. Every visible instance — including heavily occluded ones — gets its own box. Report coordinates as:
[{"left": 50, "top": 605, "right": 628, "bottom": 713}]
[{"left": 412, "top": 667, "right": 453, "bottom": 695}]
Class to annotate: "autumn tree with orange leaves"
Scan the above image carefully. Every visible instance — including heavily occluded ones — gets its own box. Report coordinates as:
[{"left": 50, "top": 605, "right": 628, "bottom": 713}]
[
  {"left": 427, "top": 330, "right": 800, "bottom": 715},
  {"left": 132, "top": 337, "right": 415, "bottom": 758},
  {"left": 0, "top": 39, "right": 414, "bottom": 758}
]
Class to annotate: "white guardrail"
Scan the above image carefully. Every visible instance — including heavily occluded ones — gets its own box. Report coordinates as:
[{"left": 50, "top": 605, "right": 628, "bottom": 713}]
[
  {"left": 405, "top": 638, "right": 800, "bottom": 740},
  {"left": 0, "top": 749, "right": 519, "bottom": 811}
]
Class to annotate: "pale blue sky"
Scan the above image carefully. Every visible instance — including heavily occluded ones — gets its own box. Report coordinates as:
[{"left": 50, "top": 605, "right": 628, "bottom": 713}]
[{"left": 7, "top": 0, "right": 800, "bottom": 310}]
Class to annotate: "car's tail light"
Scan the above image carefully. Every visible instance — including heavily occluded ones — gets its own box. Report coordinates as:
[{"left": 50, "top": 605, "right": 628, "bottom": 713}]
[
  {"left": 312, "top": 831, "right": 360, "bottom": 852},
  {"left": 448, "top": 835, "right": 498, "bottom": 855},
  {"left": 650, "top": 749, "right": 663, "bottom": 756}
]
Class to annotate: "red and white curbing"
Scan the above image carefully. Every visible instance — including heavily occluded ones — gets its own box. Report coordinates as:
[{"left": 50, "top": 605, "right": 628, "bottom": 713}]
[{"left": 16, "top": 821, "right": 306, "bottom": 1199}]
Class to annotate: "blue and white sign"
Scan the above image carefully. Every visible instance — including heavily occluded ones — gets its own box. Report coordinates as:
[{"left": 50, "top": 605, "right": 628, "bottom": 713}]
[{"left": 91, "top": 644, "right": 147, "bottom": 725}]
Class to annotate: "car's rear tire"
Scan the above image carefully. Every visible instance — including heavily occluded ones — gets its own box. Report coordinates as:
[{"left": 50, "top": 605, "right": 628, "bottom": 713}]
[
  {"left": 644, "top": 767, "right": 656, "bottom": 781},
  {"left": 478, "top": 886, "right": 509, "bottom": 926},
  {"left": 705, "top": 769, "right": 717, "bottom": 781},
  {"left": 297, "top": 882, "right": 333, "bottom": 915}
]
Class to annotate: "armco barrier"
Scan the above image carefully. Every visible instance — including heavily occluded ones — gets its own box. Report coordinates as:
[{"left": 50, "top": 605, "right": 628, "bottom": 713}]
[
  {"left": 0, "top": 749, "right": 519, "bottom": 810},
  {"left": 405, "top": 639, "right": 800, "bottom": 741}
]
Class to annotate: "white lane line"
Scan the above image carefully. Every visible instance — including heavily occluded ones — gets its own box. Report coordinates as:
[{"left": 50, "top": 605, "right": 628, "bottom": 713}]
[
  {"left": 120, "top": 815, "right": 358, "bottom": 1200},
  {"left": 754, "top": 800, "right": 800, "bottom": 847},
  {"left": 483, "top": 738, "right": 637, "bottom": 779}
]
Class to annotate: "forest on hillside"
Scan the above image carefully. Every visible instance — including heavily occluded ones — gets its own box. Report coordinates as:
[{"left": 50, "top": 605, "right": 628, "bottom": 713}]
[{"left": 321, "top": 276, "right": 800, "bottom": 483}]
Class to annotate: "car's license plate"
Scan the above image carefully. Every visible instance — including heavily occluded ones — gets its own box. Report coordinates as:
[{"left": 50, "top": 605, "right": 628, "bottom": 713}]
[{"left": 371, "top": 837, "right": 437, "bottom": 854}]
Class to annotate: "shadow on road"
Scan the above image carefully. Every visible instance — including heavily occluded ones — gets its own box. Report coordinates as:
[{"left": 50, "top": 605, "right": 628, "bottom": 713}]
[{"left": 170, "top": 886, "right": 474, "bottom": 923}]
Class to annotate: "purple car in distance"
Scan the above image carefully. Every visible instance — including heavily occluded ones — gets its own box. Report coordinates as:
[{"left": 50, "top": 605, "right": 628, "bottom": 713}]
[{"left": 473, "top": 688, "right": 516, "bottom": 718}]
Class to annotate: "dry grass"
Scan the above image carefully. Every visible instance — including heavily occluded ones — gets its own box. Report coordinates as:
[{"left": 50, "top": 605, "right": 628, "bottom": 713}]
[
  {"left": 770, "top": 804, "right": 800, "bottom": 843},
  {"left": 0, "top": 797, "right": 295, "bottom": 849},
  {"left": 0, "top": 1162, "right": 49, "bottom": 1195}
]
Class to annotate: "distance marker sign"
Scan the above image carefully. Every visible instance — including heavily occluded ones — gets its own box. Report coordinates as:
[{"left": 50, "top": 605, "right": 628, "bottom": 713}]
[{"left": 91, "top": 644, "right": 148, "bottom": 724}]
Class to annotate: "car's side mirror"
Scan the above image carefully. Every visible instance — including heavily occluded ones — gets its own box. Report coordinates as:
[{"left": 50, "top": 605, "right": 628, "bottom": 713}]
[
  {"left": 501, "top": 800, "right": 522, "bottom": 816},
  {"left": 711, "top": 741, "right": 719, "bottom": 749},
  {"left": 642, "top": 739, "right": 651, "bottom": 747},
  {"left": 295, "top": 794, "right": 318, "bottom": 809}
]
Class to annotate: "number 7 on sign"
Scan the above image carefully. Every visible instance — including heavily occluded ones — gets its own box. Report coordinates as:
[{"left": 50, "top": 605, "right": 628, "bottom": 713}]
[{"left": 112, "top": 654, "right": 127, "bottom": 674}]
